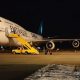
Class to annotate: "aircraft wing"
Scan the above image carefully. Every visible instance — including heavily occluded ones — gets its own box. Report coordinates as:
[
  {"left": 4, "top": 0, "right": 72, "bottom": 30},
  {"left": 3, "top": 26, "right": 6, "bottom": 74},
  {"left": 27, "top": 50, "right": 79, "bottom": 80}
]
[{"left": 32, "top": 38, "right": 80, "bottom": 49}]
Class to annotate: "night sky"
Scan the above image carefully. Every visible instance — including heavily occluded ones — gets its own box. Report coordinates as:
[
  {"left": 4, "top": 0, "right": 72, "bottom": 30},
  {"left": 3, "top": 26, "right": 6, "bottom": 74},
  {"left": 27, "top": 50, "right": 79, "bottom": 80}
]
[{"left": 0, "top": 0, "right": 80, "bottom": 38}]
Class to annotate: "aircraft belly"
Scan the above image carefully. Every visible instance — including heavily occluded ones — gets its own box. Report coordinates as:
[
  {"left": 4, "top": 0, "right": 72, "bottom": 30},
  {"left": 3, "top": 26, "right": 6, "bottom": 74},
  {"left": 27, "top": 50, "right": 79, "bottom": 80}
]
[
  {"left": 0, "top": 32, "right": 9, "bottom": 45},
  {"left": 0, "top": 32, "right": 19, "bottom": 46}
]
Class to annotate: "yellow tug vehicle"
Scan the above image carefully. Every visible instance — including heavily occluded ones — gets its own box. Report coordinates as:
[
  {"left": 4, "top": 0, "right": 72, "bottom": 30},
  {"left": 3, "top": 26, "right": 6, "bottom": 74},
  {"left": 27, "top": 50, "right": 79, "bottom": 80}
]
[{"left": 8, "top": 33, "right": 39, "bottom": 55}]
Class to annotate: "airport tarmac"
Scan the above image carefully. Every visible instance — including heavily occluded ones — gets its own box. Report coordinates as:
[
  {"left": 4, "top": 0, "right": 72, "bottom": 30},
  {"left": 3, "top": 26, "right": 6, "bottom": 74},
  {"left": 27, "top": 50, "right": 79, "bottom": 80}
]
[
  {"left": 0, "top": 51, "right": 80, "bottom": 80},
  {"left": 0, "top": 51, "right": 80, "bottom": 65}
]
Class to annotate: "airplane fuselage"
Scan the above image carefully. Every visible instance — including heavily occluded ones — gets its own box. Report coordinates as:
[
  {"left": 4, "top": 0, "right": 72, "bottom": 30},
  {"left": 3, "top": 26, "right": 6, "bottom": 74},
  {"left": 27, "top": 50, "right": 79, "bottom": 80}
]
[{"left": 0, "top": 17, "right": 43, "bottom": 46}]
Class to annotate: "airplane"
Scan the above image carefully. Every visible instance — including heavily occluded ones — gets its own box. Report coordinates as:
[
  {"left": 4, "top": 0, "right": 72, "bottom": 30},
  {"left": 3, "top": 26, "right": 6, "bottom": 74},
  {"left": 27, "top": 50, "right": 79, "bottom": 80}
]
[{"left": 0, "top": 17, "right": 80, "bottom": 53}]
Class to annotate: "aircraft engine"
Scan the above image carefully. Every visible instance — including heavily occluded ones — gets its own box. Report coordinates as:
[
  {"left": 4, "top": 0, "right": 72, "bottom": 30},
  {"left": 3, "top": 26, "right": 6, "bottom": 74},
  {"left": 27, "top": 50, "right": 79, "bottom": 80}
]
[
  {"left": 72, "top": 39, "right": 79, "bottom": 48},
  {"left": 46, "top": 41, "right": 55, "bottom": 50}
]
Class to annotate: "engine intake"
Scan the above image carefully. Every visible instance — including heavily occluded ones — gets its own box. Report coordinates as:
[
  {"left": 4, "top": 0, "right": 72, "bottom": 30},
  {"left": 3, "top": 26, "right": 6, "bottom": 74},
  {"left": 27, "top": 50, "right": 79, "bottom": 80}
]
[
  {"left": 72, "top": 39, "right": 79, "bottom": 48},
  {"left": 46, "top": 41, "right": 55, "bottom": 50}
]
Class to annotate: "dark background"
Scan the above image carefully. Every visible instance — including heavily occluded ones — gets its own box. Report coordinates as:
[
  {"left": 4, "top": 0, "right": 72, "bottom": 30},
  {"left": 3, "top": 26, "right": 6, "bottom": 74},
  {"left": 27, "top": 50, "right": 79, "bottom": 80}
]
[{"left": 0, "top": 0, "right": 80, "bottom": 38}]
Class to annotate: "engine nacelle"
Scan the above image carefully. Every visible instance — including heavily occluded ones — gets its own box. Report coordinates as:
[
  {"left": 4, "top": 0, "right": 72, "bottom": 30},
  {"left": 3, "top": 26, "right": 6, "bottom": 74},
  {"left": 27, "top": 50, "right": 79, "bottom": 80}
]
[
  {"left": 46, "top": 41, "right": 55, "bottom": 50},
  {"left": 72, "top": 39, "right": 79, "bottom": 48}
]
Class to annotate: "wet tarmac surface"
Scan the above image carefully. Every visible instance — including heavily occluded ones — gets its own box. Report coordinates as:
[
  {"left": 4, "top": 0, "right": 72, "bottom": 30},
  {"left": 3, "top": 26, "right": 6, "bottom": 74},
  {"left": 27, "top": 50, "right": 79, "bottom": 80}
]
[
  {"left": 1, "top": 51, "right": 80, "bottom": 65},
  {"left": 24, "top": 64, "right": 80, "bottom": 80},
  {"left": 1, "top": 51, "right": 80, "bottom": 80}
]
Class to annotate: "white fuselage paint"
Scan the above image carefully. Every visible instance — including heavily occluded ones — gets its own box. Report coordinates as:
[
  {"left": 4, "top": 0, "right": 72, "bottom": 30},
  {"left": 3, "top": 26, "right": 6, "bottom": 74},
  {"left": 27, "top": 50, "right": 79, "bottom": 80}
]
[{"left": 0, "top": 17, "right": 43, "bottom": 46}]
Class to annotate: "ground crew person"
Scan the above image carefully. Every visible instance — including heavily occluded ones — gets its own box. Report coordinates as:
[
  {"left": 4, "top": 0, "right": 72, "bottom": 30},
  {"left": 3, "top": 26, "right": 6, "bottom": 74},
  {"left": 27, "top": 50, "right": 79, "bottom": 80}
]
[{"left": 45, "top": 49, "right": 52, "bottom": 55}]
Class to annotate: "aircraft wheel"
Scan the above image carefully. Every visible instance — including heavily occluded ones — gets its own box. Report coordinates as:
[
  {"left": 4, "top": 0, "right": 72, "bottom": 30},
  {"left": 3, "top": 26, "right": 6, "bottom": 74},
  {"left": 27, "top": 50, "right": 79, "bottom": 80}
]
[{"left": 50, "top": 52, "right": 52, "bottom": 55}]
